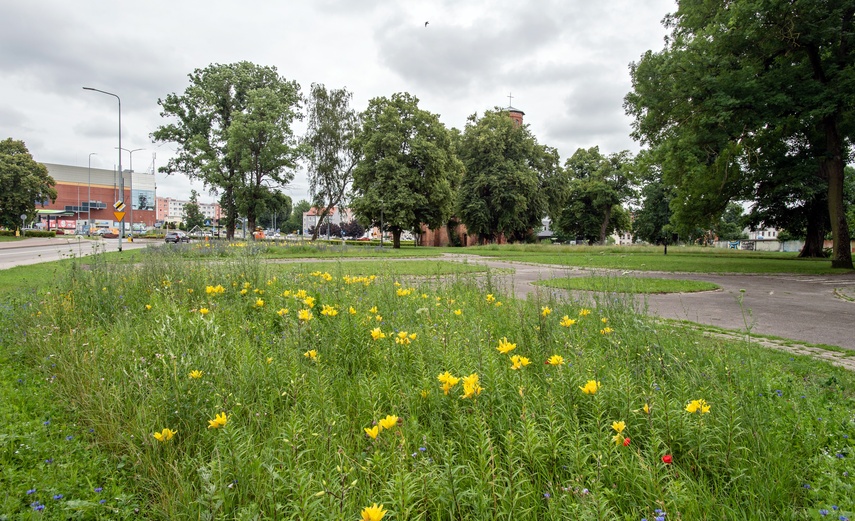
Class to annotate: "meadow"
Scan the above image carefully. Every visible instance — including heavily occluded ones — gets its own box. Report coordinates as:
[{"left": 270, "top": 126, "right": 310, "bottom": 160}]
[{"left": 0, "top": 243, "right": 853, "bottom": 520}]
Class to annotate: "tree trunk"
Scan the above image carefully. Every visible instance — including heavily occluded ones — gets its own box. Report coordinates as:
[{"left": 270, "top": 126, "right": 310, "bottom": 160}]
[
  {"left": 310, "top": 206, "right": 331, "bottom": 241},
  {"left": 798, "top": 197, "right": 827, "bottom": 258},
  {"left": 599, "top": 207, "right": 612, "bottom": 245},
  {"left": 392, "top": 228, "right": 401, "bottom": 249},
  {"left": 820, "top": 116, "right": 854, "bottom": 268}
]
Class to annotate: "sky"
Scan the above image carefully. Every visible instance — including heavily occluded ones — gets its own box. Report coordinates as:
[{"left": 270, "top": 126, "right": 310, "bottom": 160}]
[{"left": 2, "top": 0, "right": 675, "bottom": 205}]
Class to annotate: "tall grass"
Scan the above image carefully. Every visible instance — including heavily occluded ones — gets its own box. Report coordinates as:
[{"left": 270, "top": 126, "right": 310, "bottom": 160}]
[{"left": 1, "top": 250, "right": 853, "bottom": 520}]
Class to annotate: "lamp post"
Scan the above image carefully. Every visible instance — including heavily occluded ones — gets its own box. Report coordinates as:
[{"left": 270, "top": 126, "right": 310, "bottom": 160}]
[
  {"left": 117, "top": 147, "right": 144, "bottom": 236},
  {"left": 83, "top": 87, "right": 123, "bottom": 252},
  {"left": 87, "top": 153, "right": 97, "bottom": 233}
]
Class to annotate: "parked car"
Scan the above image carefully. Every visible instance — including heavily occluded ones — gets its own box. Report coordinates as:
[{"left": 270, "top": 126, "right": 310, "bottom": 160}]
[{"left": 165, "top": 231, "right": 190, "bottom": 243}]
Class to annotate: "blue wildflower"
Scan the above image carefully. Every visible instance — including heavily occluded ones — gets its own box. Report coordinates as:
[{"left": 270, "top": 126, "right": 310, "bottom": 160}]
[
  {"left": 31, "top": 501, "right": 44, "bottom": 511},
  {"left": 94, "top": 487, "right": 103, "bottom": 493},
  {"left": 100, "top": 499, "right": 106, "bottom": 504},
  {"left": 27, "top": 488, "right": 36, "bottom": 495},
  {"left": 821, "top": 511, "right": 829, "bottom": 517},
  {"left": 65, "top": 435, "right": 73, "bottom": 441},
  {"left": 53, "top": 494, "right": 63, "bottom": 500}
]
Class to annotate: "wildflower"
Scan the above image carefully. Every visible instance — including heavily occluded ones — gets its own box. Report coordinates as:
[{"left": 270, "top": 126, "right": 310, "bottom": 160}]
[
  {"left": 461, "top": 373, "right": 483, "bottom": 399},
  {"left": 579, "top": 380, "right": 600, "bottom": 394},
  {"left": 685, "top": 399, "right": 711, "bottom": 414},
  {"left": 579, "top": 308, "right": 591, "bottom": 316},
  {"left": 298, "top": 309, "right": 313, "bottom": 322},
  {"left": 360, "top": 503, "right": 387, "bottom": 521},
  {"left": 94, "top": 487, "right": 103, "bottom": 493},
  {"left": 255, "top": 298, "right": 265, "bottom": 308},
  {"left": 642, "top": 403, "right": 651, "bottom": 414},
  {"left": 294, "top": 289, "right": 307, "bottom": 298},
  {"left": 189, "top": 370, "right": 203, "bottom": 379},
  {"left": 486, "top": 294, "right": 496, "bottom": 303},
  {"left": 612, "top": 433, "right": 624, "bottom": 445},
  {"left": 349, "top": 306, "right": 357, "bottom": 315},
  {"left": 378, "top": 415, "right": 399, "bottom": 430},
  {"left": 152, "top": 428, "right": 177, "bottom": 442},
  {"left": 277, "top": 308, "right": 289, "bottom": 317},
  {"left": 438, "top": 371, "right": 460, "bottom": 394},
  {"left": 496, "top": 337, "right": 517, "bottom": 354},
  {"left": 420, "top": 389, "right": 429, "bottom": 398},
  {"left": 546, "top": 354, "right": 565, "bottom": 366},
  {"left": 623, "top": 437, "right": 631, "bottom": 446},
  {"left": 541, "top": 306, "right": 552, "bottom": 317},
  {"left": 320, "top": 304, "right": 338, "bottom": 317},
  {"left": 661, "top": 454, "right": 672, "bottom": 464},
  {"left": 208, "top": 412, "right": 228, "bottom": 429},
  {"left": 364, "top": 426, "right": 380, "bottom": 440},
  {"left": 199, "top": 307, "right": 210, "bottom": 315},
  {"left": 612, "top": 421, "right": 626, "bottom": 433},
  {"left": 600, "top": 327, "right": 613, "bottom": 335},
  {"left": 145, "top": 304, "right": 152, "bottom": 310},
  {"left": 601, "top": 317, "right": 608, "bottom": 323},
  {"left": 559, "top": 315, "right": 576, "bottom": 327},
  {"left": 820, "top": 511, "right": 829, "bottom": 517},
  {"left": 267, "top": 357, "right": 273, "bottom": 364},
  {"left": 369, "top": 306, "right": 378, "bottom": 314},
  {"left": 240, "top": 289, "right": 249, "bottom": 295},
  {"left": 510, "top": 355, "right": 531, "bottom": 370},
  {"left": 370, "top": 327, "right": 386, "bottom": 341},
  {"left": 303, "top": 296, "right": 315, "bottom": 308},
  {"left": 453, "top": 309, "right": 463, "bottom": 316},
  {"left": 304, "top": 350, "right": 318, "bottom": 361},
  {"left": 395, "top": 331, "right": 412, "bottom": 345},
  {"left": 27, "top": 489, "right": 36, "bottom": 495},
  {"left": 31, "top": 501, "right": 44, "bottom": 511},
  {"left": 397, "top": 288, "right": 413, "bottom": 297},
  {"left": 494, "top": 301, "right": 503, "bottom": 307}
]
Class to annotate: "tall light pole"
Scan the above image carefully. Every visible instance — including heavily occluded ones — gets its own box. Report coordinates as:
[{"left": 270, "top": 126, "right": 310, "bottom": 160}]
[
  {"left": 83, "top": 87, "right": 123, "bottom": 252},
  {"left": 117, "top": 147, "right": 144, "bottom": 236},
  {"left": 87, "top": 153, "right": 97, "bottom": 233}
]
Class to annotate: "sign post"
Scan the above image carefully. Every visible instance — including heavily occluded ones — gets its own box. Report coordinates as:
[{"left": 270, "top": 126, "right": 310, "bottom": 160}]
[{"left": 113, "top": 201, "right": 126, "bottom": 250}]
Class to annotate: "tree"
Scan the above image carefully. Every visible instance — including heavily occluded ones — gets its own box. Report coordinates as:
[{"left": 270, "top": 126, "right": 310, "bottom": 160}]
[
  {"left": 0, "top": 139, "right": 56, "bottom": 230},
  {"left": 626, "top": 0, "right": 854, "bottom": 268},
  {"left": 351, "top": 93, "right": 463, "bottom": 248},
  {"left": 340, "top": 219, "right": 365, "bottom": 239},
  {"left": 455, "top": 109, "right": 557, "bottom": 243},
  {"left": 153, "top": 62, "right": 302, "bottom": 240},
  {"left": 552, "top": 147, "right": 635, "bottom": 245},
  {"left": 633, "top": 175, "right": 674, "bottom": 246},
  {"left": 283, "top": 199, "right": 310, "bottom": 235},
  {"left": 183, "top": 190, "right": 206, "bottom": 231},
  {"left": 256, "top": 192, "right": 292, "bottom": 230},
  {"left": 715, "top": 203, "right": 747, "bottom": 241},
  {"left": 304, "top": 84, "right": 359, "bottom": 241}
]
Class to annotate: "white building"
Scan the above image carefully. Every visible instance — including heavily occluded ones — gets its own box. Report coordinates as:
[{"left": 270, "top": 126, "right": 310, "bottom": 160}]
[
  {"left": 302, "top": 207, "right": 353, "bottom": 236},
  {"left": 156, "top": 197, "right": 221, "bottom": 225}
]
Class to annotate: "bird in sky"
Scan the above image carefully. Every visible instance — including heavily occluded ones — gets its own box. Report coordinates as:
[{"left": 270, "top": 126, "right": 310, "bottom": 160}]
[{"left": 425, "top": 21, "right": 429, "bottom": 27}]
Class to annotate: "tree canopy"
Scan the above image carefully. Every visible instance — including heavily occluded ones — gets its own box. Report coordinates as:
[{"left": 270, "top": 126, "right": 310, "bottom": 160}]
[
  {"left": 303, "top": 84, "right": 359, "bottom": 241},
  {"left": 455, "top": 109, "right": 558, "bottom": 243},
  {"left": 153, "top": 62, "right": 302, "bottom": 239},
  {"left": 0, "top": 138, "right": 56, "bottom": 230},
  {"left": 626, "top": 0, "right": 854, "bottom": 268},
  {"left": 183, "top": 189, "right": 206, "bottom": 231},
  {"left": 350, "top": 92, "right": 462, "bottom": 248}
]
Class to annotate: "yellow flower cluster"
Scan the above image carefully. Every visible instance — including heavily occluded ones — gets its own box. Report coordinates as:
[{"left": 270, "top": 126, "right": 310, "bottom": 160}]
[
  {"left": 395, "top": 331, "right": 417, "bottom": 345},
  {"left": 600, "top": 327, "right": 613, "bottom": 335},
  {"left": 496, "top": 337, "right": 516, "bottom": 354},
  {"left": 277, "top": 308, "right": 290, "bottom": 317},
  {"left": 199, "top": 308, "right": 210, "bottom": 315},
  {"left": 611, "top": 420, "right": 628, "bottom": 445},
  {"left": 255, "top": 298, "right": 265, "bottom": 308},
  {"left": 559, "top": 315, "right": 576, "bottom": 327},
  {"left": 320, "top": 304, "right": 338, "bottom": 317},
  {"left": 152, "top": 428, "right": 176, "bottom": 442},
  {"left": 298, "top": 309, "right": 313, "bottom": 322},
  {"left": 685, "top": 398, "right": 711, "bottom": 414},
  {"left": 205, "top": 284, "right": 226, "bottom": 295},
  {"left": 461, "top": 373, "right": 483, "bottom": 399},
  {"left": 360, "top": 503, "right": 387, "bottom": 521},
  {"left": 580, "top": 380, "right": 601, "bottom": 395},
  {"left": 453, "top": 309, "right": 463, "bottom": 316},
  {"left": 579, "top": 308, "right": 591, "bottom": 316},
  {"left": 304, "top": 350, "right": 318, "bottom": 361},
  {"left": 188, "top": 370, "right": 203, "bottom": 379},
  {"left": 546, "top": 354, "right": 565, "bottom": 366},
  {"left": 363, "top": 414, "right": 399, "bottom": 439},
  {"left": 509, "top": 355, "right": 531, "bottom": 370},
  {"left": 437, "top": 371, "right": 461, "bottom": 395},
  {"left": 396, "top": 288, "right": 414, "bottom": 297},
  {"left": 309, "top": 271, "right": 333, "bottom": 282},
  {"left": 343, "top": 275, "right": 375, "bottom": 285},
  {"left": 485, "top": 294, "right": 496, "bottom": 303},
  {"left": 303, "top": 296, "right": 316, "bottom": 308},
  {"left": 370, "top": 327, "right": 386, "bottom": 341},
  {"left": 208, "top": 412, "right": 228, "bottom": 429},
  {"left": 541, "top": 306, "right": 552, "bottom": 317}
]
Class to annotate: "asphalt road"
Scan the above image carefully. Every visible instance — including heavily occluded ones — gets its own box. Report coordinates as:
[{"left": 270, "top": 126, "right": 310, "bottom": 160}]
[{"left": 0, "top": 237, "right": 151, "bottom": 270}]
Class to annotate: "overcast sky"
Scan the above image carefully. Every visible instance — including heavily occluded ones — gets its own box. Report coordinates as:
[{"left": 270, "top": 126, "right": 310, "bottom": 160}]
[{"left": 2, "top": 0, "right": 674, "bottom": 205}]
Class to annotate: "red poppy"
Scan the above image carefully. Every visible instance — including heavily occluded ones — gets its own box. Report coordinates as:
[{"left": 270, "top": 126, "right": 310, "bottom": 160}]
[
  {"left": 661, "top": 454, "right": 673, "bottom": 464},
  {"left": 623, "top": 437, "right": 631, "bottom": 446}
]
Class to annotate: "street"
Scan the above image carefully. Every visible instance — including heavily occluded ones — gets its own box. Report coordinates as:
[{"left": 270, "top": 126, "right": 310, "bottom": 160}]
[{"left": 0, "top": 237, "right": 151, "bottom": 270}]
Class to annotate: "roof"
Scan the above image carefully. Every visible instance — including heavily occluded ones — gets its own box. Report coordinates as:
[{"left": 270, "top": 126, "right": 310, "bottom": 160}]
[{"left": 505, "top": 105, "right": 525, "bottom": 115}]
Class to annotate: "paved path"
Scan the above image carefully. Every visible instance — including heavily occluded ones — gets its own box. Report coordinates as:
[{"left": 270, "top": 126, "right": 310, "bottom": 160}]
[{"left": 441, "top": 254, "right": 855, "bottom": 353}]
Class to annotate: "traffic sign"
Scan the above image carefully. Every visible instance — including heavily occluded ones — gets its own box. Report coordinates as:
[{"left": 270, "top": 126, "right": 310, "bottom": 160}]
[
  {"left": 113, "top": 201, "right": 126, "bottom": 212},
  {"left": 113, "top": 211, "right": 126, "bottom": 222}
]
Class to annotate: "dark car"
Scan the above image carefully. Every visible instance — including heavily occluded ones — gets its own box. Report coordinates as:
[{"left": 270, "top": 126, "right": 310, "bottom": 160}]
[{"left": 165, "top": 231, "right": 190, "bottom": 243}]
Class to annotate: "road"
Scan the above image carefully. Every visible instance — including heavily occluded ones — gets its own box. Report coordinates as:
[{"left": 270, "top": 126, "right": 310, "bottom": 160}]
[{"left": 0, "top": 237, "right": 151, "bottom": 270}]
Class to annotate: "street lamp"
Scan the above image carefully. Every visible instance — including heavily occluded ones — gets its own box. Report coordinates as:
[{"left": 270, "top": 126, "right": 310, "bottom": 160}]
[
  {"left": 117, "top": 147, "right": 144, "bottom": 237},
  {"left": 87, "top": 152, "right": 97, "bottom": 233},
  {"left": 83, "top": 86, "right": 123, "bottom": 252}
]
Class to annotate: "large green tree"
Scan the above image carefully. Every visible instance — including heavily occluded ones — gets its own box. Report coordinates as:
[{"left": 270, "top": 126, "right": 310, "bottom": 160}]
[
  {"left": 633, "top": 174, "right": 674, "bottom": 247},
  {"left": 552, "top": 147, "right": 635, "bottom": 245},
  {"left": 303, "top": 84, "right": 359, "bottom": 241},
  {"left": 153, "top": 62, "right": 302, "bottom": 239},
  {"left": 283, "top": 199, "right": 310, "bottom": 235},
  {"left": 0, "top": 138, "right": 56, "bottom": 230},
  {"left": 455, "top": 109, "right": 558, "bottom": 243},
  {"left": 255, "top": 191, "right": 292, "bottom": 230},
  {"left": 350, "top": 93, "right": 462, "bottom": 248},
  {"left": 183, "top": 189, "right": 206, "bottom": 231},
  {"left": 626, "top": 0, "right": 854, "bottom": 268}
]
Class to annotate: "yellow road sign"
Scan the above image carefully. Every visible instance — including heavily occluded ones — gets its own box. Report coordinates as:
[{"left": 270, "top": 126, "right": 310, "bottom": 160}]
[
  {"left": 113, "top": 201, "right": 126, "bottom": 211},
  {"left": 113, "top": 211, "right": 125, "bottom": 222}
]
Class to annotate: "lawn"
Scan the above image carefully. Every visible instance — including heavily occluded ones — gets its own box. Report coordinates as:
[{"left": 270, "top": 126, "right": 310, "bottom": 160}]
[
  {"left": 0, "top": 248, "right": 852, "bottom": 519},
  {"left": 535, "top": 275, "right": 720, "bottom": 294}
]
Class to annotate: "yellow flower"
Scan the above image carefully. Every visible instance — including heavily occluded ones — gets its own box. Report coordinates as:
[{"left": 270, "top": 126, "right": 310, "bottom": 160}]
[
  {"left": 145, "top": 304, "right": 152, "bottom": 310},
  {"left": 495, "top": 301, "right": 503, "bottom": 307},
  {"left": 320, "top": 304, "right": 338, "bottom": 316},
  {"left": 277, "top": 308, "right": 290, "bottom": 317},
  {"left": 364, "top": 425, "right": 380, "bottom": 439},
  {"left": 547, "top": 354, "right": 565, "bottom": 366},
  {"left": 369, "top": 306, "right": 378, "bottom": 314},
  {"left": 397, "top": 288, "right": 413, "bottom": 296},
  {"left": 360, "top": 503, "right": 387, "bottom": 521},
  {"left": 304, "top": 350, "right": 318, "bottom": 360},
  {"left": 208, "top": 412, "right": 228, "bottom": 429},
  {"left": 541, "top": 306, "right": 552, "bottom": 317},
  {"left": 642, "top": 403, "right": 651, "bottom": 414},
  {"left": 461, "top": 373, "right": 483, "bottom": 399},
  {"left": 579, "top": 308, "right": 591, "bottom": 316},
  {"left": 152, "top": 428, "right": 177, "bottom": 442},
  {"left": 378, "top": 415, "right": 398, "bottom": 430},
  {"left": 559, "top": 315, "right": 576, "bottom": 327},
  {"left": 348, "top": 306, "right": 357, "bottom": 315},
  {"left": 303, "top": 296, "right": 315, "bottom": 308},
  {"left": 188, "top": 370, "right": 203, "bottom": 379},
  {"left": 600, "top": 327, "right": 613, "bottom": 335},
  {"left": 579, "top": 380, "right": 601, "bottom": 395},
  {"left": 486, "top": 294, "right": 496, "bottom": 303},
  {"left": 496, "top": 337, "right": 517, "bottom": 354},
  {"left": 420, "top": 389, "right": 429, "bottom": 398},
  {"left": 282, "top": 290, "right": 292, "bottom": 297},
  {"left": 612, "top": 420, "right": 626, "bottom": 433},
  {"left": 206, "top": 284, "right": 225, "bottom": 295},
  {"left": 510, "top": 355, "right": 531, "bottom": 370},
  {"left": 453, "top": 309, "right": 463, "bottom": 316},
  {"left": 395, "top": 331, "right": 412, "bottom": 345},
  {"left": 370, "top": 327, "right": 386, "bottom": 341},
  {"left": 601, "top": 317, "right": 609, "bottom": 323},
  {"left": 685, "top": 399, "right": 711, "bottom": 414},
  {"left": 437, "top": 371, "right": 460, "bottom": 394},
  {"left": 408, "top": 333, "right": 417, "bottom": 341},
  {"left": 243, "top": 282, "right": 252, "bottom": 289},
  {"left": 199, "top": 307, "right": 210, "bottom": 315},
  {"left": 612, "top": 432, "right": 625, "bottom": 446},
  {"left": 295, "top": 289, "right": 308, "bottom": 299},
  {"left": 240, "top": 288, "right": 248, "bottom": 296},
  {"left": 267, "top": 357, "right": 273, "bottom": 364},
  {"left": 375, "top": 315, "right": 383, "bottom": 322},
  {"left": 298, "top": 309, "right": 313, "bottom": 322},
  {"left": 255, "top": 298, "right": 265, "bottom": 307}
]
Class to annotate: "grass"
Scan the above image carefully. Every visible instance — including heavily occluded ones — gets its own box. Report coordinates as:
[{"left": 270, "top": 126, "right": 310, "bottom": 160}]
[
  {"left": 274, "top": 260, "right": 490, "bottom": 277},
  {"left": 464, "top": 244, "right": 854, "bottom": 275},
  {"left": 535, "top": 275, "right": 720, "bottom": 294},
  {"left": 0, "top": 247, "right": 853, "bottom": 520}
]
